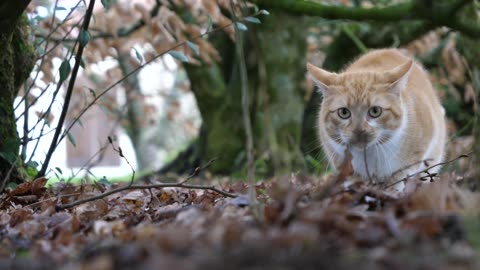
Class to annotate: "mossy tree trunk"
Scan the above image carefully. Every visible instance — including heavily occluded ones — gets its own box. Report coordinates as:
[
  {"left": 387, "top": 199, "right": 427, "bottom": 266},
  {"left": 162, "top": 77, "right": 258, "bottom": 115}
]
[
  {"left": 0, "top": 1, "right": 35, "bottom": 189},
  {"left": 167, "top": 13, "right": 313, "bottom": 176}
]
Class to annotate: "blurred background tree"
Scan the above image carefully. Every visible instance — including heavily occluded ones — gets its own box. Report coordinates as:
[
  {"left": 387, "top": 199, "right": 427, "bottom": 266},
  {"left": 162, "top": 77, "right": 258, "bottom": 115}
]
[{"left": 0, "top": 0, "right": 478, "bottom": 189}]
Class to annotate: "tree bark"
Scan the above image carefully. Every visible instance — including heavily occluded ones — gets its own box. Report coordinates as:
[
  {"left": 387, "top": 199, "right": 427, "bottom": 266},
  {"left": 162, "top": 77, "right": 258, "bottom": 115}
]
[
  {"left": 0, "top": 1, "right": 35, "bottom": 190},
  {"left": 164, "top": 13, "right": 312, "bottom": 176}
]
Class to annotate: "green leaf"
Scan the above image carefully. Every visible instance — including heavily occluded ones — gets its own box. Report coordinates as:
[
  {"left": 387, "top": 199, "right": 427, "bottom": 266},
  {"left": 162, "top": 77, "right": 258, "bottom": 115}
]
[
  {"left": 6, "top": 182, "right": 17, "bottom": 189},
  {"left": 54, "top": 6, "right": 67, "bottom": 11},
  {"left": 80, "top": 58, "right": 86, "bottom": 68},
  {"left": 26, "top": 166, "right": 38, "bottom": 178},
  {"left": 101, "top": 0, "right": 114, "bottom": 10},
  {"left": 55, "top": 167, "right": 63, "bottom": 174},
  {"left": 259, "top": 9, "right": 270, "bottom": 15},
  {"left": 59, "top": 59, "right": 71, "bottom": 84},
  {"left": 0, "top": 152, "right": 17, "bottom": 165},
  {"left": 26, "top": 160, "right": 39, "bottom": 168},
  {"left": 187, "top": 41, "right": 200, "bottom": 56},
  {"left": 133, "top": 47, "right": 143, "bottom": 63},
  {"left": 168, "top": 51, "right": 189, "bottom": 63},
  {"left": 206, "top": 15, "right": 213, "bottom": 32},
  {"left": 79, "top": 29, "right": 90, "bottom": 47},
  {"left": 98, "top": 176, "right": 111, "bottom": 185},
  {"left": 235, "top": 22, "right": 248, "bottom": 31},
  {"left": 67, "top": 132, "right": 76, "bottom": 147},
  {"left": 35, "top": 46, "right": 45, "bottom": 56},
  {"left": 244, "top": 17, "right": 261, "bottom": 24}
]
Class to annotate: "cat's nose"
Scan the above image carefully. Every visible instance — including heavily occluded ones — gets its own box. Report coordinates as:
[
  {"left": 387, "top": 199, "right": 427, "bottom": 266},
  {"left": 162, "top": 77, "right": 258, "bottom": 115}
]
[{"left": 351, "top": 129, "right": 371, "bottom": 145}]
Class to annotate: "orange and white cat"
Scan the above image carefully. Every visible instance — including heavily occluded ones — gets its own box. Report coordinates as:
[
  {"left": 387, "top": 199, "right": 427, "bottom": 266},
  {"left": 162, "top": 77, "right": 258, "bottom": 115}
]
[{"left": 307, "top": 49, "right": 446, "bottom": 186}]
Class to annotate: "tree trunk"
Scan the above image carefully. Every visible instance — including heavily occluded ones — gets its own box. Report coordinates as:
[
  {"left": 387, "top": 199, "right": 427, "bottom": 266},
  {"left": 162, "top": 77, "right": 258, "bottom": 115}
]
[
  {"left": 163, "top": 13, "right": 313, "bottom": 176},
  {"left": 0, "top": 1, "right": 35, "bottom": 190}
]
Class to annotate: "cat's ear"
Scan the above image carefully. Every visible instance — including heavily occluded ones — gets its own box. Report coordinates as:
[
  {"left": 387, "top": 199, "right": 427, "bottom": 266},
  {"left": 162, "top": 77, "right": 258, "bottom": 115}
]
[
  {"left": 307, "top": 63, "right": 338, "bottom": 95},
  {"left": 383, "top": 60, "right": 414, "bottom": 94}
]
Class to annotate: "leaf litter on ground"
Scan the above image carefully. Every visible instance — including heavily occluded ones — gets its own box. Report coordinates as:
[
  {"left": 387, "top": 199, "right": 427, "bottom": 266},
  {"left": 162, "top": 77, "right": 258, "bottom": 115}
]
[{"left": 0, "top": 167, "right": 479, "bottom": 270}]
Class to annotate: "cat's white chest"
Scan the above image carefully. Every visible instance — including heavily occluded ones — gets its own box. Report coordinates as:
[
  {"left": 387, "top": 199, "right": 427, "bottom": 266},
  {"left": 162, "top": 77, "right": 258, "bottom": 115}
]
[
  {"left": 350, "top": 145, "right": 399, "bottom": 180},
  {"left": 327, "top": 131, "right": 406, "bottom": 181}
]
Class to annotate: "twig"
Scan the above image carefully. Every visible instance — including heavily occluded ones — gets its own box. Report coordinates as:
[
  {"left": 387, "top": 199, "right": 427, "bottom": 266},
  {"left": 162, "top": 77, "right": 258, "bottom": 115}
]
[
  {"left": 21, "top": 83, "right": 29, "bottom": 161},
  {"left": 69, "top": 114, "right": 123, "bottom": 182},
  {"left": 390, "top": 158, "right": 434, "bottom": 178},
  {"left": 0, "top": 157, "right": 19, "bottom": 194},
  {"left": 14, "top": 1, "right": 83, "bottom": 114},
  {"left": 55, "top": 181, "right": 236, "bottom": 211},
  {"left": 178, "top": 158, "right": 217, "bottom": 184},
  {"left": 37, "top": 0, "right": 97, "bottom": 178},
  {"left": 35, "top": 0, "right": 164, "bottom": 43},
  {"left": 363, "top": 145, "right": 373, "bottom": 183},
  {"left": 55, "top": 140, "right": 233, "bottom": 211},
  {"left": 107, "top": 136, "right": 135, "bottom": 188},
  {"left": 231, "top": 0, "right": 256, "bottom": 203},
  {"left": 384, "top": 151, "right": 473, "bottom": 189}
]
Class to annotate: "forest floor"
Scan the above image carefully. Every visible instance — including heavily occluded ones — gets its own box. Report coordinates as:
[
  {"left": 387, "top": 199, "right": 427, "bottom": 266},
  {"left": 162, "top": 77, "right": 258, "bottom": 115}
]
[{"left": 1, "top": 158, "right": 479, "bottom": 270}]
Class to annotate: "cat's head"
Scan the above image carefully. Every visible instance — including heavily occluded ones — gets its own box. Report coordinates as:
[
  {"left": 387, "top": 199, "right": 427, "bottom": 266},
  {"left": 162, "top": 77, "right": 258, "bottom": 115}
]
[{"left": 307, "top": 60, "right": 413, "bottom": 149}]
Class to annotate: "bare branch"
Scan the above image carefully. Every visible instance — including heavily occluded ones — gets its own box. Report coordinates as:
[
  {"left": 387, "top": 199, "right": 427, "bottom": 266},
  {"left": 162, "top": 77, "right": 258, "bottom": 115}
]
[
  {"left": 178, "top": 158, "right": 217, "bottom": 185},
  {"left": 37, "top": 0, "right": 97, "bottom": 178},
  {"left": 384, "top": 151, "right": 473, "bottom": 189},
  {"left": 55, "top": 181, "right": 236, "bottom": 211}
]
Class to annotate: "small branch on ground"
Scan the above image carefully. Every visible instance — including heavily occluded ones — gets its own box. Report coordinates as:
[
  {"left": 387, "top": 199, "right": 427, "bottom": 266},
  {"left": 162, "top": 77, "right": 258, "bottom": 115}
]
[
  {"left": 178, "top": 158, "right": 217, "bottom": 184},
  {"left": 55, "top": 153, "right": 234, "bottom": 211},
  {"left": 384, "top": 151, "right": 473, "bottom": 189},
  {"left": 390, "top": 158, "right": 434, "bottom": 179},
  {"left": 55, "top": 181, "right": 236, "bottom": 211}
]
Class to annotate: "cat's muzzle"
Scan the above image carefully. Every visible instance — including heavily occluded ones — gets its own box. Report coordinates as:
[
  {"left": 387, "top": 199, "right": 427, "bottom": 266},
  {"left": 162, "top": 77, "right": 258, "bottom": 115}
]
[{"left": 349, "top": 130, "right": 373, "bottom": 148}]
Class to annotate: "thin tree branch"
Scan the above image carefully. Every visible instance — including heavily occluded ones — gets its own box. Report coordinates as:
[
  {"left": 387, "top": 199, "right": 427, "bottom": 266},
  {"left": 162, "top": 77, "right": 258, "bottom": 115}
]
[
  {"left": 37, "top": 0, "right": 97, "bottom": 178},
  {"left": 178, "top": 158, "right": 217, "bottom": 184},
  {"left": 35, "top": 0, "right": 164, "bottom": 43},
  {"left": 56, "top": 181, "right": 236, "bottom": 211},
  {"left": 231, "top": 2, "right": 256, "bottom": 200},
  {"left": 384, "top": 151, "right": 473, "bottom": 189}
]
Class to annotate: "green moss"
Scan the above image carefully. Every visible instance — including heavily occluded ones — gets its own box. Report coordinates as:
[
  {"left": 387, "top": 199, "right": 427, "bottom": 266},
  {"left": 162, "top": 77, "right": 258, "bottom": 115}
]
[
  {"left": 0, "top": 13, "right": 35, "bottom": 186},
  {"left": 183, "top": 13, "right": 313, "bottom": 176},
  {"left": 13, "top": 14, "right": 36, "bottom": 91}
]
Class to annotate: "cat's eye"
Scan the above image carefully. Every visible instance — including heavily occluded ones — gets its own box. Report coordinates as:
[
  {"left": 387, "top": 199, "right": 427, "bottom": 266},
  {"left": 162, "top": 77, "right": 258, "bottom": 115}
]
[
  {"left": 337, "top": 107, "right": 351, "bottom": 119},
  {"left": 368, "top": 106, "right": 383, "bottom": 118}
]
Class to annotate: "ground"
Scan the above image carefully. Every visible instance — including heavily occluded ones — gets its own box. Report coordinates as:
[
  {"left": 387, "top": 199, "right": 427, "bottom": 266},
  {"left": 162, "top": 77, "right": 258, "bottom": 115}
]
[{"left": 0, "top": 168, "right": 478, "bottom": 269}]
